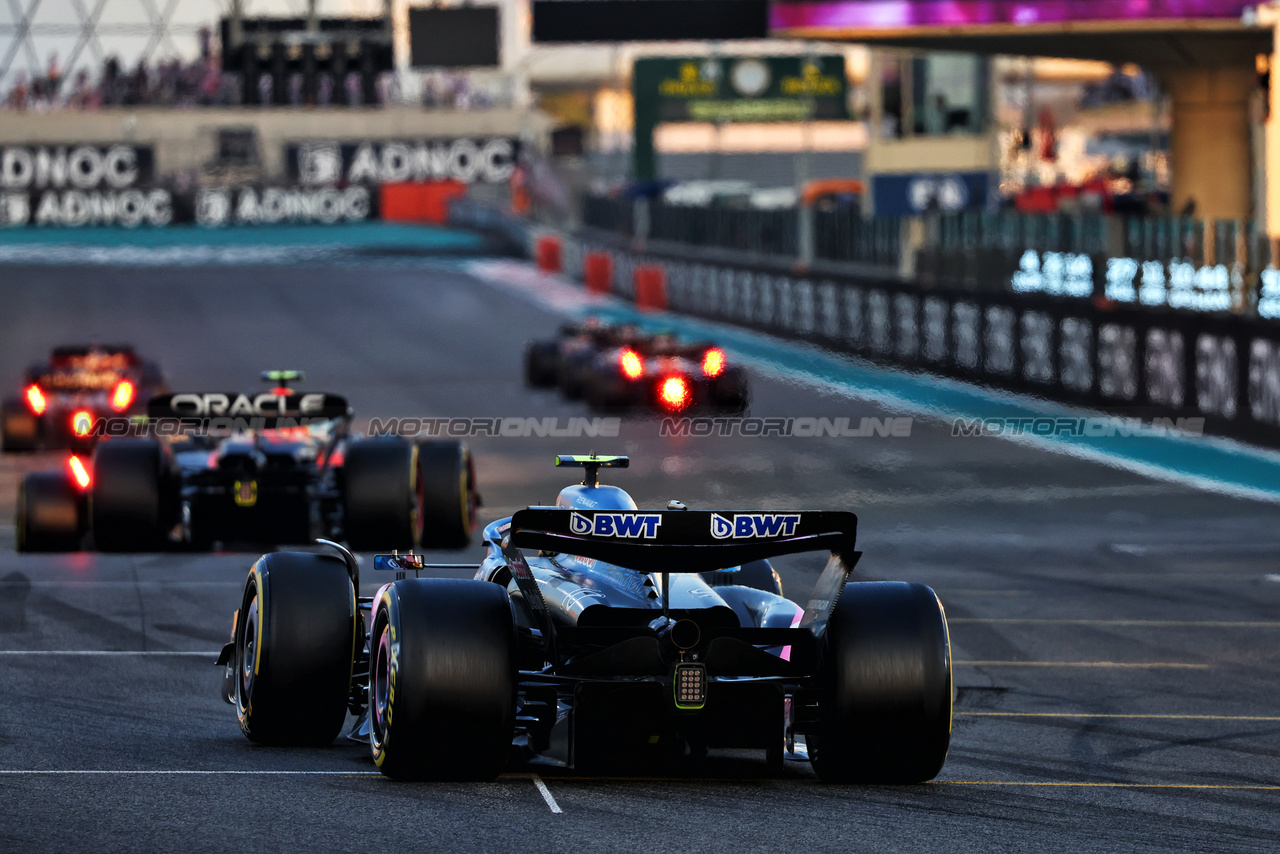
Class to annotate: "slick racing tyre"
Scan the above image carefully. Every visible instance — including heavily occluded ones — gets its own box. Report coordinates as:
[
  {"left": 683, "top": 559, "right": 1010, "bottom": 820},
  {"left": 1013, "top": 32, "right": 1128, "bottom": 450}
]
[
  {"left": 524, "top": 340, "right": 559, "bottom": 388},
  {"left": 369, "top": 579, "right": 515, "bottom": 781},
  {"left": 416, "top": 440, "right": 478, "bottom": 550},
  {"left": 344, "top": 438, "right": 416, "bottom": 551},
  {"left": 703, "top": 559, "right": 783, "bottom": 598},
  {"left": 2, "top": 398, "right": 38, "bottom": 452},
  {"left": 810, "top": 581, "right": 952, "bottom": 784},
  {"left": 708, "top": 365, "right": 750, "bottom": 415},
  {"left": 234, "top": 552, "right": 356, "bottom": 746},
  {"left": 16, "top": 472, "right": 81, "bottom": 552},
  {"left": 91, "top": 439, "right": 173, "bottom": 552},
  {"left": 558, "top": 349, "right": 594, "bottom": 400}
]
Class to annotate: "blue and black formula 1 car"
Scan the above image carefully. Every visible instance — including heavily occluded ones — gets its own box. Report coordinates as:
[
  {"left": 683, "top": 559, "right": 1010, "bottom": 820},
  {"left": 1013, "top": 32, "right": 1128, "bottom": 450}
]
[
  {"left": 219, "top": 453, "right": 952, "bottom": 782},
  {"left": 15, "top": 371, "right": 478, "bottom": 553},
  {"left": 525, "top": 320, "right": 749, "bottom": 414},
  {"left": 1, "top": 344, "right": 167, "bottom": 452}
]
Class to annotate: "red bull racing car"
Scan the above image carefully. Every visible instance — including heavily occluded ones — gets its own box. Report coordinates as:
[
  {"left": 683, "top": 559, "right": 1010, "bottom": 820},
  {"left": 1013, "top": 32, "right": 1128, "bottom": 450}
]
[
  {"left": 218, "top": 453, "right": 951, "bottom": 782},
  {"left": 1, "top": 344, "right": 166, "bottom": 452},
  {"left": 15, "top": 371, "right": 478, "bottom": 553},
  {"left": 525, "top": 320, "right": 749, "bottom": 414}
]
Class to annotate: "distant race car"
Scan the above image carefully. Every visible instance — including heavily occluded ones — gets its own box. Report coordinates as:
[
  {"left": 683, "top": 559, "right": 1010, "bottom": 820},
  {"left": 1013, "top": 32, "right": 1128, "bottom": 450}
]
[
  {"left": 525, "top": 320, "right": 749, "bottom": 414},
  {"left": 1, "top": 344, "right": 166, "bottom": 452},
  {"left": 217, "top": 453, "right": 952, "bottom": 783},
  {"left": 15, "top": 371, "right": 478, "bottom": 553}
]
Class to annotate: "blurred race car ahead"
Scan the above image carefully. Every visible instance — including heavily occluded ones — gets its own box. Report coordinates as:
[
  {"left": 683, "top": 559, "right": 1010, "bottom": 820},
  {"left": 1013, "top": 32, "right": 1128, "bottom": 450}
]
[
  {"left": 220, "top": 453, "right": 951, "bottom": 783},
  {"left": 1, "top": 344, "right": 166, "bottom": 452},
  {"left": 15, "top": 371, "right": 478, "bottom": 553},
  {"left": 525, "top": 320, "right": 749, "bottom": 414}
]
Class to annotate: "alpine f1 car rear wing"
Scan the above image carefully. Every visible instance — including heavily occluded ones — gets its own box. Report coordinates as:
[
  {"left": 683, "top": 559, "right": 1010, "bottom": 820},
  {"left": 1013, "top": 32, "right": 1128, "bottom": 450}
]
[
  {"left": 508, "top": 508, "right": 861, "bottom": 637},
  {"left": 510, "top": 508, "right": 856, "bottom": 572}
]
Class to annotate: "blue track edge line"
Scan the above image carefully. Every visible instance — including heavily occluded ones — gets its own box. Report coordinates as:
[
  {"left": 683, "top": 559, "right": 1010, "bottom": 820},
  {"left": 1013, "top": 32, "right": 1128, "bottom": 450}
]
[{"left": 576, "top": 302, "right": 1280, "bottom": 504}]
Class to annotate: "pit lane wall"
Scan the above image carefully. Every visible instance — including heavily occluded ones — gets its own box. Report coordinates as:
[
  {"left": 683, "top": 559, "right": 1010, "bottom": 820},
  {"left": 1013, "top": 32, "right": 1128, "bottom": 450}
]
[{"left": 520, "top": 222, "right": 1280, "bottom": 449}]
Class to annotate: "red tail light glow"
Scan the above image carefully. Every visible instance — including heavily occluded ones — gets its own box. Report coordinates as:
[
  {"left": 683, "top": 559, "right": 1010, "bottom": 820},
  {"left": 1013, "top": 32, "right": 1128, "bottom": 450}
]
[
  {"left": 110, "top": 379, "right": 135, "bottom": 412},
  {"left": 659, "top": 376, "right": 692, "bottom": 411},
  {"left": 620, "top": 348, "right": 645, "bottom": 380},
  {"left": 71, "top": 410, "right": 94, "bottom": 438},
  {"left": 25, "top": 384, "right": 46, "bottom": 415},
  {"left": 67, "top": 455, "right": 91, "bottom": 490},
  {"left": 702, "top": 348, "right": 726, "bottom": 378}
]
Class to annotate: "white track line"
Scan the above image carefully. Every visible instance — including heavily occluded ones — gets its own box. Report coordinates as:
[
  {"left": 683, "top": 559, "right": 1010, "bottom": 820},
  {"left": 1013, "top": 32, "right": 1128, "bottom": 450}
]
[
  {"left": 532, "top": 774, "right": 563, "bottom": 814},
  {"left": 0, "top": 651, "right": 215, "bottom": 656}
]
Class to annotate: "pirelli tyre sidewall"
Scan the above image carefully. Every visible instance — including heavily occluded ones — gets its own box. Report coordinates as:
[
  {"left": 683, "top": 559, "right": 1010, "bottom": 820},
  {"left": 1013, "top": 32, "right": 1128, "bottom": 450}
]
[
  {"left": 235, "top": 552, "right": 356, "bottom": 746},
  {"left": 2, "top": 397, "right": 39, "bottom": 452},
  {"left": 369, "top": 579, "right": 516, "bottom": 781},
  {"left": 415, "top": 439, "right": 477, "bottom": 550},
  {"left": 16, "top": 471, "right": 82, "bottom": 552},
  {"left": 812, "top": 581, "right": 952, "bottom": 784}
]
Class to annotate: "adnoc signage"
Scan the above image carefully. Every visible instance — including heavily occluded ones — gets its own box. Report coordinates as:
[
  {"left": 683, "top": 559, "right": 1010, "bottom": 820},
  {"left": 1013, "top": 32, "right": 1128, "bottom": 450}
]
[{"left": 286, "top": 138, "right": 520, "bottom": 186}]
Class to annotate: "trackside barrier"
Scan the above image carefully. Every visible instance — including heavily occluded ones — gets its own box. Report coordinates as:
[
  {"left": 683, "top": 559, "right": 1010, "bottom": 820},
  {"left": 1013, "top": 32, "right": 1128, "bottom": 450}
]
[
  {"left": 560, "top": 230, "right": 1280, "bottom": 449},
  {"left": 634, "top": 265, "right": 668, "bottom": 311},
  {"left": 584, "top": 251, "right": 614, "bottom": 294},
  {"left": 536, "top": 235, "right": 563, "bottom": 273}
]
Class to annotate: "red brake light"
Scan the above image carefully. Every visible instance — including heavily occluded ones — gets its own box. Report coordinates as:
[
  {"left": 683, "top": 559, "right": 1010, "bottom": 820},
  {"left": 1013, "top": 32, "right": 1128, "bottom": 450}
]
[
  {"left": 110, "top": 379, "right": 135, "bottom": 412},
  {"left": 71, "top": 410, "right": 94, "bottom": 438},
  {"left": 702, "top": 348, "right": 726, "bottom": 378},
  {"left": 25, "top": 384, "right": 46, "bottom": 415},
  {"left": 659, "top": 376, "right": 691, "bottom": 411},
  {"left": 68, "top": 455, "right": 91, "bottom": 490},
  {"left": 620, "top": 348, "right": 645, "bottom": 380}
]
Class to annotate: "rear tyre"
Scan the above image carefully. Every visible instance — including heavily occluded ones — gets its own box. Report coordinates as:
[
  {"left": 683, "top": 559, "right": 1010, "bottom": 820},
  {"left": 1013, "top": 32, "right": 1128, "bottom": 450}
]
[
  {"left": 810, "top": 581, "right": 952, "bottom": 784},
  {"left": 234, "top": 552, "right": 356, "bottom": 746},
  {"left": 558, "top": 350, "right": 593, "bottom": 400},
  {"left": 2, "top": 398, "right": 38, "bottom": 452},
  {"left": 369, "top": 579, "right": 516, "bottom": 780},
  {"left": 703, "top": 559, "right": 783, "bottom": 598},
  {"left": 416, "top": 440, "right": 477, "bottom": 550},
  {"left": 16, "top": 472, "right": 81, "bottom": 552},
  {"left": 524, "top": 340, "right": 559, "bottom": 387},
  {"left": 709, "top": 366, "right": 750, "bottom": 415},
  {"left": 91, "top": 439, "right": 172, "bottom": 551},
  {"left": 344, "top": 438, "right": 415, "bottom": 551}
]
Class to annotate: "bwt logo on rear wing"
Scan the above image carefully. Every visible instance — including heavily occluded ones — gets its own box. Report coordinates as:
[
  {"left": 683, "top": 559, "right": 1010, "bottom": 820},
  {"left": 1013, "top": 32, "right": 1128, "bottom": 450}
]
[
  {"left": 710, "top": 513, "right": 801, "bottom": 539},
  {"left": 511, "top": 509, "right": 857, "bottom": 574}
]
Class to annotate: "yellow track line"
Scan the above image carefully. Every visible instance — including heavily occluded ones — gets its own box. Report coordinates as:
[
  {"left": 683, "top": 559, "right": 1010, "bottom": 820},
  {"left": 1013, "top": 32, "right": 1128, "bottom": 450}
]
[
  {"left": 949, "top": 619, "right": 1280, "bottom": 627},
  {"left": 940, "top": 781, "right": 1280, "bottom": 791},
  {"left": 957, "top": 712, "right": 1280, "bottom": 721},
  {"left": 954, "top": 661, "right": 1209, "bottom": 668}
]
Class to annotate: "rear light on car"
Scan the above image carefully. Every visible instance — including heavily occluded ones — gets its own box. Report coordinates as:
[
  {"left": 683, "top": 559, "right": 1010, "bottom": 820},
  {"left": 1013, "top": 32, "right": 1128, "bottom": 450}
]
[
  {"left": 659, "top": 376, "right": 691, "bottom": 412},
  {"left": 71, "top": 410, "right": 94, "bottom": 438},
  {"left": 110, "top": 379, "right": 135, "bottom": 412},
  {"left": 67, "top": 455, "right": 91, "bottom": 490},
  {"left": 25, "top": 384, "right": 46, "bottom": 415},
  {"left": 702, "top": 347, "right": 725, "bottom": 378},
  {"left": 620, "top": 348, "right": 645, "bottom": 380},
  {"left": 673, "top": 663, "right": 707, "bottom": 710}
]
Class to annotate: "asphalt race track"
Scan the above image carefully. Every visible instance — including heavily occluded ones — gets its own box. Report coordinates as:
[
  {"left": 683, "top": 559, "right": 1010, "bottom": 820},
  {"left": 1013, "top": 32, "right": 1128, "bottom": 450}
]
[{"left": 1, "top": 246, "right": 1278, "bottom": 853}]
